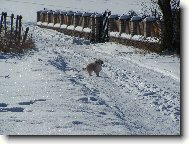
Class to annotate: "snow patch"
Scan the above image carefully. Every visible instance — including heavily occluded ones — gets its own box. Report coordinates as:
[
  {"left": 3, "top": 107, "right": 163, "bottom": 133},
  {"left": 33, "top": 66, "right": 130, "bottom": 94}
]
[
  {"left": 54, "top": 23, "right": 61, "bottom": 28},
  {"left": 37, "top": 21, "right": 42, "bottom": 26},
  {"left": 144, "top": 17, "right": 155, "bottom": 22},
  {"left": 83, "top": 27, "right": 91, "bottom": 33},
  {"left": 41, "top": 22, "right": 48, "bottom": 26},
  {"left": 110, "top": 32, "right": 120, "bottom": 37},
  {"left": 47, "top": 23, "right": 54, "bottom": 27},
  {"left": 75, "top": 26, "right": 83, "bottom": 31},
  {"left": 109, "top": 14, "right": 118, "bottom": 19},
  {"left": 119, "top": 14, "right": 130, "bottom": 20},
  {"left": 82, "top": 12, "right": 92, "bottom": 17},
  {"left": 67, "top": 25, "right": 75, "bottom": 30},
  {"left": 61, "top": 24, "right": 68, "bottom": 29},
  {"left": 131, "top": 16, "right": 142, "bottom": 21}
]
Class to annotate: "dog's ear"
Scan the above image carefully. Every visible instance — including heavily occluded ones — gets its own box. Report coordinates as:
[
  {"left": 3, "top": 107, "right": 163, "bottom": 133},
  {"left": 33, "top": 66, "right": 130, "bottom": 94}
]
[{"left": 98, "top": 59, "right": 103, "bottom": 65}]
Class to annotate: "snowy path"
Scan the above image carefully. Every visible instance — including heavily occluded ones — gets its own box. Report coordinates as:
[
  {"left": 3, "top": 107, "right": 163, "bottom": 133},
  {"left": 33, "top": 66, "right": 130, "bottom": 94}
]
[{"left": 0, "top": 26, "right": 180, "bottom": 135}]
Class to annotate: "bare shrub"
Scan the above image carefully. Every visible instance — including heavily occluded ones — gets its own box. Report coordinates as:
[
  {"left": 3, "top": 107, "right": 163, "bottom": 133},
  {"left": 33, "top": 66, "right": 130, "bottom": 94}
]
[{"left": 0, "top": 29, "right": 35, "bottom": 53}]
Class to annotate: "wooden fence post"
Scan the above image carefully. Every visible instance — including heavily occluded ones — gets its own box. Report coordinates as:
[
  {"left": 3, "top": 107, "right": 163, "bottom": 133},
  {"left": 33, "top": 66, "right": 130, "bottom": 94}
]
[
  {"left": 4, "top": 12, "right": 7, "bottom": 34},
  {"left": 130, "top": 16, "right": 142, "bottom": 36},
  {"left": 101, "top": 11, "right": 111, "bottom": 42},
  {"left": 41, "top": 10, "right": 44, "bottom": 22},
  {"left": 144, "top": 17, "right": 155, "bottom": 37},
  {"left": 53, "top": 11, "right": 59, "bottom": 24},
  {"left": 0, "top": 12, "right": 4, "bottom": 34},
  {"left": 37, "top": 10, "right": 42, "bottom": 22},
  {"left": 66, "top": 11, "right": 74, "bottom": 26},
  {"left": 15, "top": 15, "right": 19, "bottom": 38},
  {"left": 22, "top": 27, "right": 29, "bottom": 45},
  {"left": 119, "top": 14, "right": 130, "bottom": 34},
  {"left": 57, "top": 11, "right": 61, "bottom": 24},
  {"left": 108, "top": 14, "right": 118, "bottom": 32},
  {"left": 95, "top": 13, "right": 102, "bottom": 42},
  {"left": 74, "top": 12, "right": 82, "bottom": 27},
  {"left": 10, "top": 14, "right": 14, "bottom": 34},
  {"left": 60, "top": 11, "right": 67, "bottom": 25},
  {"left": 47, "top": 10, "right": 52, "bottom": 23},
  {"left": 90, "top": 13, "right": 95, "bottom": 41},
  {"left": 82, "top": 12, "right": 91, "bottom": 28},
  {"left": 18, "top": 15, "right": 22, "bottom": 42}
]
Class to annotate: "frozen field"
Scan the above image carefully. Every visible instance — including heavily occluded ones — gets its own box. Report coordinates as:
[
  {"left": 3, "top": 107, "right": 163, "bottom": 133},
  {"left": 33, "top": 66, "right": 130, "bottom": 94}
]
[
  {"left": 0, "top": 0, "right": 180, "bottom": 135},
  {"left": 0, "top": 0, "right": 152, "bottom": 23}
]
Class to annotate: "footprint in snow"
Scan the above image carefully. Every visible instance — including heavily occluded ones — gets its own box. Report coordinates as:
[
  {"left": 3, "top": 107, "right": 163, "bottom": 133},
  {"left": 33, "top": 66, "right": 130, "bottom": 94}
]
[
  {"left": 0, "top": 107, "right": 24, "bottom": 112},
  {"left": 0, "top": 103, "right": 8, "bottom": 107},
  {"left": 99, "top": 112, "right": 106, "bottom": 115},
  {"left": 18, "top": 99, "right": 47, "bottom": 106},
  {"left": 18, "top": 101, "right": 35, "bottom": 105},
  {"left": 0, "top": 75, "right": 10, "bottom": 78},
  {"left": 143, "top": 92, "right": 156, "bottom": 96},
  {"left": 72, "top": 121, "right": 83, "bottom": 125}
]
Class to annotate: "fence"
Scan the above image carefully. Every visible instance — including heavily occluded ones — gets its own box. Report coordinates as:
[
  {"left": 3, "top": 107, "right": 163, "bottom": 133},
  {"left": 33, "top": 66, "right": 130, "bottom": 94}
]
[
  {"left": 37, "top": 10, "right": 161, "bottom": 52},
  {"left": 0, "top": 12, "right": 29, "bottom": 45}
]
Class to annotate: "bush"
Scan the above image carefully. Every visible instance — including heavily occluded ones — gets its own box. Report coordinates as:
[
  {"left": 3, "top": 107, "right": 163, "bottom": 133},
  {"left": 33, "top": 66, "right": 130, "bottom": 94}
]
[{"left": 0, "top": 29, "right": 35, "bottom": 53}]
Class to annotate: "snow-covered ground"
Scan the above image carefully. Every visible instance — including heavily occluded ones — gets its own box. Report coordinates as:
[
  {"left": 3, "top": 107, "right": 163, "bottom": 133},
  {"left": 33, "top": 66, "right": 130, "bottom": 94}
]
[
  {"left": 0, "top": 0, "right": 180, "bottom": 135},
  {"left": 0, "top": 26, "right": 180, "bottom": 135}
]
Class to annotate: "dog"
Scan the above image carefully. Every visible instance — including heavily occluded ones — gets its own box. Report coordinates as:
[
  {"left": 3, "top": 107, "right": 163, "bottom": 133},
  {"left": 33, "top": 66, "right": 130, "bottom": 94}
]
[{"left": 82, "top": 59, "right": 104, "bottom": 76}]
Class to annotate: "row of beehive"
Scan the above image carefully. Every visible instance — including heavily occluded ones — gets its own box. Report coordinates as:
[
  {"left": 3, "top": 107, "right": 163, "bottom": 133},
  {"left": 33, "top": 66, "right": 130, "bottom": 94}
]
[{"left": 37, "top": 10, "right": 160, "bottom": 39}]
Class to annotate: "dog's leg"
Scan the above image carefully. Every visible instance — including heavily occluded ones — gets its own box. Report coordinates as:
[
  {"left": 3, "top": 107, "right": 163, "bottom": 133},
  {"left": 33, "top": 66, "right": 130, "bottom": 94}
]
[
  {"left": 88, "top": 70, "right": 93, "bottom": 76},
  {"left": 89, "top": 73, "right": 92, "bottom": 76},
  {"left": 95, "top": 72, "right": 100, "bottom": 77}
]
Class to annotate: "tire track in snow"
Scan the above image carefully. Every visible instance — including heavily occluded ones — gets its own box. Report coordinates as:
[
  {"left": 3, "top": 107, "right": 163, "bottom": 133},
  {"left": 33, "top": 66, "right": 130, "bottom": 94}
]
[
  {"left": 86, "top": 47, "right": 180, "bottom": 122},
  {"left": 93, "top": 48, "right": 180, "bottom": 82},
  {"left": 46, "top": 44, "right": 146, "bottom": 134},
  {"left": 50, "top": 44, "right": 178, "bottom": 134},
  {"left": 27, "top": 26, "right": 179, "bottom": 134}
]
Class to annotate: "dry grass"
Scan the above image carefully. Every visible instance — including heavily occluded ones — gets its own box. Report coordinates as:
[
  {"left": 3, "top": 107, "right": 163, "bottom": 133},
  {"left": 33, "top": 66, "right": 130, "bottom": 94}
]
[{"left": 0, "top": 30, "right": 35, "bottom": 53}]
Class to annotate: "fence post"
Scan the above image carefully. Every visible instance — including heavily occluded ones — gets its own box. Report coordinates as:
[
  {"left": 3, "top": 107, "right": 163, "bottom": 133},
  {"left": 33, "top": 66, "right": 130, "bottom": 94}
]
[
  {"left": 41, "top": 11, "right": 46, "bottom": 22},
  {"left": 0, "top": 12, "right": 4, "bottom": 34},
  {"left": 60, "top": 11, "right": 64, "bottom": 25},
  {"left": 119, "top": 14, "right": 130, "bottom": 34},
  {"left": 18, "top": 15, "right": 22, "bottom": 42},
  {"left": 47, "top": 10, "right": 52, "bottom": 23},
  {"left": 74, "top": 12, "right": 82, "bottom": 27},
  {"left": 60, "top": 11, "right": 67, "bottom": 25},
  {"left": 10, "top": 13, "right": 14, "bottom": 34},
  {"left": 108, "top": 15, "right": 117, "bottom": 32},
  {"left": 3, "top": 12, "right": 7, "bottom": 34},
  {"left": 130, "top": 16, "right": 142, "bottom": 36},
  {"left": 144, "top": 17, "right": 155, "bottom": 37},
  {"left": 101, "top": 11, "right": 111, "bottom": 42},
  {"left": 22, "top": 27, "right": 29, "bottom": 45},
  {"left": 90, "top": 13, "right": 95, "bottom": 41},
  {"left": 57, "top": 11, "right": 60, "bottom": 24},
  {"left": 82, "top": 12, "right": 91, "bottom": 28},
  {"left": 53, "top": 11, "right": 58, "bottom": 24},
  {"left": 95, "top": 13, "right": 102, "bottom": 42},
  {"left": 15, "top": 15, "right": 19, "bottom": 38},
  {"left": 37, "top": 10, "right": 42, "bottom": 22},
  {"left": 66, "top": 11, "right": 74, "bottom": 26}
]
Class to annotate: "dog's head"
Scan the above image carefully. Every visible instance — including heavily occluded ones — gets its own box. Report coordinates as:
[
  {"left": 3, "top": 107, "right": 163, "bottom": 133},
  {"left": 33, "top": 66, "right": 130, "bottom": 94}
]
[{"left": 95, "top": 59, "right": 104, "bottom": 66}]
